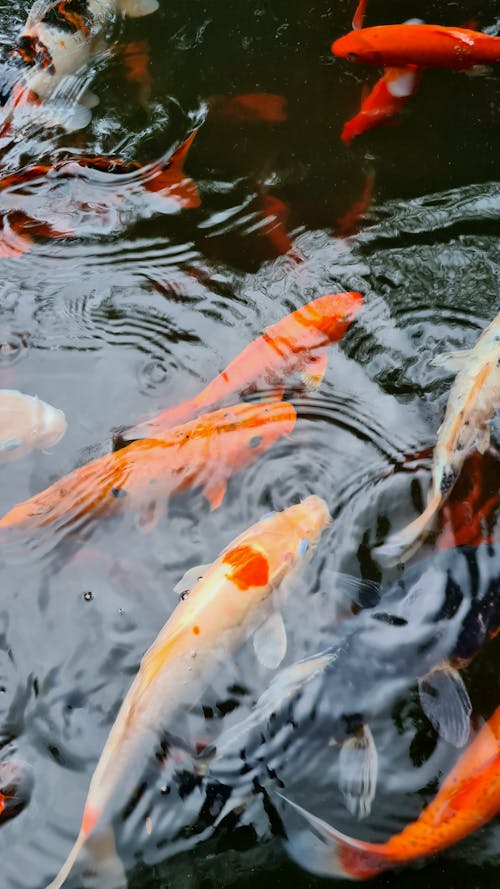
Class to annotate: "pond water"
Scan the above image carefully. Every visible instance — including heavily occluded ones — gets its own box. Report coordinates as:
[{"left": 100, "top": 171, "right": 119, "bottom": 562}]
[{"left": 0, "top": 0, "right": 499, "bottom": 887}]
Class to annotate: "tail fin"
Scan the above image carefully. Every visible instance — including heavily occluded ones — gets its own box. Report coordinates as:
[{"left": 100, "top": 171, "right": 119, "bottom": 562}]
[
  {"left": 374, "top": 492, "right": 441, "bottom": 566},
  {"left": 143, "top": 129, "right": 201, "bottom": 209},
  {"left": 46, "top": 825, "right": 126, "bottom": 889},
  {"left": 278, "top": 794, "right": 389, "bottom": 880}
]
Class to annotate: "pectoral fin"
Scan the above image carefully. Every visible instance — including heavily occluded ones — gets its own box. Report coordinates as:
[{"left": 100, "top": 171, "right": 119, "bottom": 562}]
[
  {"left": 202, "top": 479, "right": 227, "bottom": 510},
  {"left": 173, "top": 563, "right": 211, "bottom": 597},
  {"left": 430, "top": 349, "right": 472, "bottom": 372},
  {"left": 476, "top": 424, "right": 491, "bottom": 455},
  {"left": 301, "top": 351, "right": 328, "bottom": 391},
  {"left": 418, "top": 665, "right": 472, "bottom": 748},
  {"left": 253, "top": 611, "right": 287, "bottom": 669},
  {"left": 118, "top": 0, "right": 159, "bottom": 17},
  {"left": 338, "top": 724, "right": 378, "bottom": 819}
]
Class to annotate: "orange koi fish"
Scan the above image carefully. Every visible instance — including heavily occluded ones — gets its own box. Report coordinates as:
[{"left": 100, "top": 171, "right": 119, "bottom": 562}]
[
  {"left": 45, "top": 495, "right": 332, "bottom": 889},
  {"left": 0, "top": 130, "right": 200, "bottom": 254},
  {"left": 207, "top": 93, "right": 288, "bottom": 124},
  {"left": 122, "top": 291, "right": 364, "bottom": 441},
  {"left": 336, "top": 171, "right": 375, "bottom": 236},
  {"left": 332, "top": 24, "right": 500, "bottom": 70},
  {"left": 341, "top": 66, "right": 421, "bottom": 144},
  {"left": 0, "top": 401, "right": 296, "bottom": 544},
  {"left": 281, "top": 703, "right": 500, "bottom": 879}
]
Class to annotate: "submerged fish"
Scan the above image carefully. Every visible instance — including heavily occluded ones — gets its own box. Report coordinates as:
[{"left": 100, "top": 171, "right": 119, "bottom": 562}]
[
  {"left": 0, "top": 0, "right": 159, "bottom": 135},
  {"left": 122, "top": 291, "right": 364, "bottom": 441},
  {"left": 0, "top": 758, "right": 34, "bottom": 825},
  {"left": 377, "top": 312, "right": 500, "bottom": 564},
  {"left": 44, "top": 495, "right": 332, "bottom": 889},
  {"left": 341, "top": 66, "right": 420, "bottom": 144},
  {"left": 207, "top": 93, "right": 288, "bottom": 124},
  {"left": 280, "top": 702, "right": 500, "bottom": 879},
  {"left": 0, "top": 389, "right": 66, "bottom": 462},
  {"left": 0, "top": 401, "right": 296, "bottom": 543},
  {"left": 209, "top": 544, "right": 500, "bottom": 822},
  {"left": 0, "top": 130, "right": 200, "bottom": 256},
  {"left": 332, "top": 24, "right": 500, "bottom": 70}
]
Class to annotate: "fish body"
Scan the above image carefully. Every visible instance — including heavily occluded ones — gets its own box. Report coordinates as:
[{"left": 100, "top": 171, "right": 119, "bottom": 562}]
[
  {"left": 0, "top": 401, "right": 296, "bottom": 542},
  {"left": 45, "top": 495, "right": 332, "bottom": 888},
  {"left": 281, "top": 703, "right": 500, "bottom": 879},
  {"left": 207, "top": 93, "right": 288, "bottom": 123},
  {"left": 0, "top": 130, "right": 199, "bottom": 255},
  {"left": 0, "top": 389, "right": 66, "bottom": 462},
  {"left": 332, "top": 24, "right": 500, "bottom": 70},
  {"left": 377, "top": 313, "right": 500, "bottom": 563},
  {"left": 122, "top": 291, "right": 364, "bottom": 441},
  {"left": 0, "top": 0, "right": 158, "bottom": 133},
  {"left": 209, "top": 544, "right": 500, "bottom": 818},
  {"left": 341, "top": 66, "right": 420, "bottom": 144}
]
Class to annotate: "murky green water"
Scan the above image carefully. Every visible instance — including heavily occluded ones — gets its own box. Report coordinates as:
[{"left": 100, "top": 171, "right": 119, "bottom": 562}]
[{"left": 0, "top": 0, "right": 499, "bottom": 887}]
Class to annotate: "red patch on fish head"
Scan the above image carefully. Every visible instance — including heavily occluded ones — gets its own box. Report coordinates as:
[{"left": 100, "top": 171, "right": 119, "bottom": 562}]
[{"left": 223, "top": 545, "right": 269, "bottom": 590}]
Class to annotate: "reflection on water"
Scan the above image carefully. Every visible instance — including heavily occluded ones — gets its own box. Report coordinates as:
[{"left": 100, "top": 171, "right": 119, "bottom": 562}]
[{"left": 0, "top": 0, "right": 499, "bottom": 886}]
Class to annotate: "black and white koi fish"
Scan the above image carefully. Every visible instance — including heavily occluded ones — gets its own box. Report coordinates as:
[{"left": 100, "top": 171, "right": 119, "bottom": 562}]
[
  {"left": 206, "top": 543, "right": 500, "bottom": 822},
  {"left": 377, "top": 311, "right": 500, "bottom": 564}
]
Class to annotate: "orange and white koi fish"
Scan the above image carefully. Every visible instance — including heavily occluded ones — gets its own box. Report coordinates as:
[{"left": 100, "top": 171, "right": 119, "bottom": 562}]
[
  {"left": 122, "top": 291, "right": 364, "bottom": 441},
  {"left": 0, "top": 0, "right": 159, "bottom": 134},
  {"left": 341, "top": 66, "right": 420, "bottom": 144},
  {"left": 0, "top": 401, "right": 296, "bottom": 543},
  {"left": 0, "top": 130, "right": 199, "bottom": 256},
  {"left": 332, "top": 24, "right": 500, "bottom": 70},
  {"left": 45, "top": 495, "right": 331, "bottom": 889},
  {"left": 377, "top": 312, "right": 500, "bottom": 564},
  {"left": 281, "top": 703, "right": 500, "bottom": 879},
  {"left": 0, "top": 389, "right": 66, "bottom": 462}
]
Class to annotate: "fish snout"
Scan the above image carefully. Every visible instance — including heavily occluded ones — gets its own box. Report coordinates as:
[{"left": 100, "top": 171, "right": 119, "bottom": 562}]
[
  {"left": 292, "top": 495, "right": 332, "bottom": 544},
  {"left": 39, "top": 403, "right": 67, "bottom": 447}
]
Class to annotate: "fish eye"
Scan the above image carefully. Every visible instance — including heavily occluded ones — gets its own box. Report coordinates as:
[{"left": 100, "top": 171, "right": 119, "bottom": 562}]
[
  {"left": 248, "top": 435, "right": 262, "bottom": 449},
  {"left": 297, "top": 539, "right": 309, "bottom": 557},
  {"left": 346, "top": 52, "right": 359, "bottom": 61}
]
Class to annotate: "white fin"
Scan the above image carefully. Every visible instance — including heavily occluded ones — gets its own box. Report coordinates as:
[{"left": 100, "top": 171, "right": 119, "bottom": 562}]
[
  {"left": 118, "top": 0, "right": 159, "bottom": 16},
  {"left": 279, "top": 794, "right": 355, "bottom": 878},
  {"left": 173, "top": 563, "right": 211, "bottom": 597},
  {"left": 403, "top": 17, "right": 425, "bottom": 25},
  {"left": 0, "top": 437, "right": 22, "bottom": 452},
  {"left": 332, "top": 572, "right": 381, "bottom": 607},
  {"left": 338, "top": 724, "right": 378, "bottom": 819},
  {"left": 386, "top": 70, "right": 419, "bottom": 98},
  {"left": 375, "top": 492, "right": 441, "bottom": 566},
  {"left": 253, "top": 611, "right": 287, "bottom": 669},
  {"left": 81, "top": 90, "right": 100, "bottom": 109},
  {"left": 419, "top": 665, "right": 472, "bottom": 748},
  {"left": 465, "top": 64, "right": 492, "bottom": 77},
  {"left": 430, "top": 349, "right": 472, "bottom": 372},
  {"left": 476, "top": 424, "right": 491, "bottom": 455}
]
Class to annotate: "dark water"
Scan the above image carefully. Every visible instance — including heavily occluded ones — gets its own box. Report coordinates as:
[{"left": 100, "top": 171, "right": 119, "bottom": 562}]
[{"left": 0, "top": 0, "right": 499, "bottom": 886}]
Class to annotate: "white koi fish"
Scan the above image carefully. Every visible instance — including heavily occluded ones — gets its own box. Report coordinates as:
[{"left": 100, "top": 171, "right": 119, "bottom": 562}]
[
  {"left": 0, "top": 389, "right": 66, "bottom": 462},
  {"left": 45, "top": 494, "right": 332, "bottom": 888},
  {"left": 377, "top": 312, "right": 500, "bottom": 564},
  {"left": 0, "top": 0, "right": 159, "bottom": 133}
]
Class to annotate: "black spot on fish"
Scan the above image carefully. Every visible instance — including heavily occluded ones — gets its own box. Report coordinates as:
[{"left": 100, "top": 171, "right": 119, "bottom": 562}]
[
  {"left": 111, "top": 486, "right": 127, "bottom": 498},
  {"left": 440, "top": 468, "right": 456, "bottom": 495},
  {"left": 248, "top": 435, "right": 262, "bottom": 449},
  {"left": 14, "top": 35, "right": 55, "bottom": 73},
  {"left": 371, "top": 612, "right": 408, "bottom": 626}
]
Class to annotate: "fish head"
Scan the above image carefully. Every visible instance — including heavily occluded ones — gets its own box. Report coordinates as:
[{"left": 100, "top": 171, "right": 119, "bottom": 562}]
[
  {"left": 303, "top": 292, "right": 364, "bottom": 342},
  {"left": 226, "top": 495, "right": 331, "bottom": 594},
  {"left": 36, "top": 400, "right": 67, "bottom": 447},
  {"left": 332, "top": 30, "right": 384, "bottom": 65}
]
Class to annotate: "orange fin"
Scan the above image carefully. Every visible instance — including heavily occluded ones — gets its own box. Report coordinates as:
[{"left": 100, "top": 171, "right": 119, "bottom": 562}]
[
  {"left": 0, "top": 221, "right": 33, "bottom": 257},
  {"left": 120, "top": 40, "right": 152, "bottom": 103},
  {"left": 352, "top": 0, "right": 369, "bottom": 30},
  {"left": 145, "top": 130, "right": 201, "bottom": 209},
  {"left": 208, "top": 92, "right": 288, "bottom": 123},
  {"left": 203, "top": 479, "right": 227, "bottom": 510},
  {"left": 301, "top": 351, "right": 328, "bottom": 391}
]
